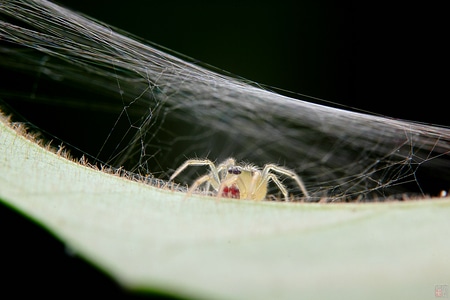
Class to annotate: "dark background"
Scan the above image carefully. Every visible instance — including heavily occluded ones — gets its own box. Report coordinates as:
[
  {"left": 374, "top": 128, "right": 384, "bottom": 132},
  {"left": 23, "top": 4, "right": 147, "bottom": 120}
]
[
  {"left": 0, "top": 1, "right": 444, "bottom": 298},
  {"left": 51, "top": 0, "right": 445, "bottom": 125}
]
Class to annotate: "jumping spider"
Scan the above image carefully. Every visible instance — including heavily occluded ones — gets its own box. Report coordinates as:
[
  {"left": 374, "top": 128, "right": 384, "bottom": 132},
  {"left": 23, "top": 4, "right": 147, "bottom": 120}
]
[{"left": 169, "top": 158, "right": 309, "bottom": 201}]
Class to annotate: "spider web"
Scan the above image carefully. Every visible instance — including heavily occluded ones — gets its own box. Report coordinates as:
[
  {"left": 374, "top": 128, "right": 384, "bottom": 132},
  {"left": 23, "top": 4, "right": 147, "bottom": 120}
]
[{"left": 1, "top": 0, "right": 450, "bottom": 201}]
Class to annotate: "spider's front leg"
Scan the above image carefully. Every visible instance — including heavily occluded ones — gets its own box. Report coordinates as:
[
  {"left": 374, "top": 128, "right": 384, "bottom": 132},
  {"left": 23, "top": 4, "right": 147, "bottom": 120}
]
[
  {"left": 187, "top": 174, "right": 217, "bottom": 197},
  {"left": 170, "top": 159, "right": 221, "bottom": 188}
]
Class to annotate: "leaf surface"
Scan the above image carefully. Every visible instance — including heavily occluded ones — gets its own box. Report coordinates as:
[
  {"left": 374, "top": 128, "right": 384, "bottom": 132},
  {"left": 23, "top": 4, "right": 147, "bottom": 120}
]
[{"left": 1, "top": 119, "right": 449, "bottom": 299}]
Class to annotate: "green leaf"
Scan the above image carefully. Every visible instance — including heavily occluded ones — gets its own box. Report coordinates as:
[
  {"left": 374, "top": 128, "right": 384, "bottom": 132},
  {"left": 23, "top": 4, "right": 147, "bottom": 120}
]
[{"left": 1, "top": 118, "right": 449, "bottom": 299}]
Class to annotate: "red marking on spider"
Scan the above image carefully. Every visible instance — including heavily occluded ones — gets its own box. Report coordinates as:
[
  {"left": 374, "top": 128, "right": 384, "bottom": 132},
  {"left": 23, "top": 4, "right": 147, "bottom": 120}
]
[{"left": 222, "top": 184, "right": 240, "bottom": 199}]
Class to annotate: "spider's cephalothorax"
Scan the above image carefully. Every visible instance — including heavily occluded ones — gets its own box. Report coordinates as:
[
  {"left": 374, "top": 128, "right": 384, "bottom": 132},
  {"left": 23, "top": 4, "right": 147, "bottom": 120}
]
[{"left": 169, "top": 158, "right": 309, "bottom": 201}]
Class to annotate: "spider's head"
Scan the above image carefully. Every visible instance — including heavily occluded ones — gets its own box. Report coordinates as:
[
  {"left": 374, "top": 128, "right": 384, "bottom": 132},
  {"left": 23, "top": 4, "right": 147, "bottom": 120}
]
[{"left": 227, "top": 167, "right": 242, "bottom": 175}]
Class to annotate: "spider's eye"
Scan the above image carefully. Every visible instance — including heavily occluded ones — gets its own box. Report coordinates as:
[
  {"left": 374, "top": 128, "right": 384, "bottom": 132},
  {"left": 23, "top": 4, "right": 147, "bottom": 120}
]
[{"left": 228, "top": 167, "right": 241, "bottom": 175}]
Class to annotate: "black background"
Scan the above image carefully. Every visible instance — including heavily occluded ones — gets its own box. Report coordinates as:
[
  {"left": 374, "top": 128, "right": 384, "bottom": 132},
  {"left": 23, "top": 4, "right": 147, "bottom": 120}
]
[{"left": 51, "top": 0, "right": 445, "bottom": 125}]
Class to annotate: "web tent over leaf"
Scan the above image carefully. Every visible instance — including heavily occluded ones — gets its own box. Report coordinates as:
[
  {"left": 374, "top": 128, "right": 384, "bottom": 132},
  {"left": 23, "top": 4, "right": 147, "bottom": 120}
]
[{"left": 1, "top": 0, "right": 450, "bottom": 201}]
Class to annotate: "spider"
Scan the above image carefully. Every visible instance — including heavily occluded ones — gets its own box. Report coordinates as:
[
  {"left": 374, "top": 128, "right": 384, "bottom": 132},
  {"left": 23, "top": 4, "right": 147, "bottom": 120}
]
[{"left": 169, "top": 158, "right": 309, "bottom": 201}]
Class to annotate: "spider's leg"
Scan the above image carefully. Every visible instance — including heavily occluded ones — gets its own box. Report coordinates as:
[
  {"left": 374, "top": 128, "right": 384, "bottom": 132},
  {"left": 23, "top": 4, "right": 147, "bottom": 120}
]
[
  {"left": 266, "top": 174, "right": 289, "bottom": 201},
  {"left": 216, "top": 158, "right": 237, "bottom": 177},
  {"left": 204, "top": 181, "right": 211, "bottom": 193},
  {"left": 262, "top": 164, "right": 310, "bottom": 198},
  {"left": 187, "top": 174, "right": 215, "bottom": 197},
  {"left": 170, "top": 159, "right": 221, "bottom": 187},
  {"left": 248, "top": 170, "right": 262, "bottom": 200}
]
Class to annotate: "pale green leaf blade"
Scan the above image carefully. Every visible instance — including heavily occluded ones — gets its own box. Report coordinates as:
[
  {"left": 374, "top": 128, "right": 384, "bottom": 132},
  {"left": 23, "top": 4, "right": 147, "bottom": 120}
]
[{"left": 1, "top": 119, "right": 449, "bottom": 299}]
